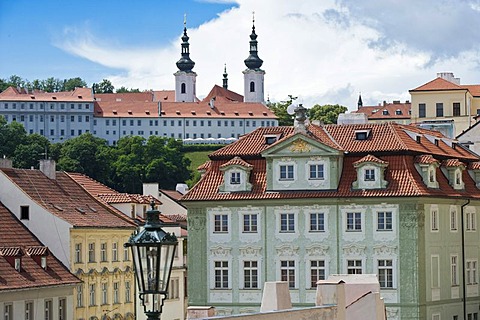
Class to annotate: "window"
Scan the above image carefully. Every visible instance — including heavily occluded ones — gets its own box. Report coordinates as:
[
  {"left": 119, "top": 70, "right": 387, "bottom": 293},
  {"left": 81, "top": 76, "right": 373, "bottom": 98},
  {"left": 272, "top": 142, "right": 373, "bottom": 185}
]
[
  {"left": 101, "top": 283, "right": 108, "bottom": 304},
  {"left": 50, "top": 129, "right": 54, "bottom": 136},
  {"left": 25, "top": 301, "right": 33, "bottom": 320},
  {"left": 378, "top": 260, "right": 393, "bottom": 288},
  {"left": 77, "top": 284, "right": 84, "bottom": 307},
  {"left": 224, "top": 120, "right": 228, "bottom": 127},
  {"left": 20, "top": 206, "right": 29, "bottom": 220},
  {"left": 100, "top": 243, "right": 107, "bottom": 262},
  {"left": 467, "top": 260, "right": 477, "bottom": 284},
  {"left": 467, "top": 313, "right": 479, "bottom": 320},
  {"left": 280, "top": 213, "right": 295, "bottom": 232},
  {"left": 44, "top": 300, "right": 52, "bottom": 320},
  {"left": 113, "top": 282, "right": 119, "bottom": 304},
  {"left": 88, "top": 243, "right": 95, "bottom": 262},
  {"left": 377, "top": 211, "right": 392, "bottom": 231},
  {"left": 78, "top": 115, "right": 82, "bottom": 122},
  {"left": 125, "top": 281, "right": 131, "bottom": 302},
  {"left": 168, "top": 278, "right": 180, "bottom": 299},
  {"left": 451, "top": 210, "right": 457, "bottom": 231},
  {"left": 244, "top": 261, "right": 258, "bottom": 289},
  {"left": 89, "top": 284, "right": 96, "bottom": 306},
  {"left": 243, "top": 214, "right": 258, "bottom": 233},
  {"left": 431, "top": 210, "right": 438, "bottom": 231},
  {"left": 112, "top": 242, "right": 118, "bottom": 261},
  {"left": 453, "top": 102, "right": 461, "bottom": 116},
  {"left": 230, "top": 172, "right": 240, "bottom": 184},
  {"left": 436, "top": 103, "right": 444, "bottom": 117},
  {"left": 347, "top": 260, "right": 362, "bottom": 274},
  {"left": 309, "top": 164, "right": 324, "bottom": 180},
  {"left": 451, "top": 256, "right": 459, "bottom": 286},
  {"left": 310, "top": 260, "right": 326, "bottom": 288},
  {"left": 181, "top": 83, "right": 186, "bottom": 94},
  {"left": 214, "top": 261, "right": 229, "bottom": 288},
  {"left": 75, "top": 243, "right": 82, "bottom": 263},
  {"left": 137, "top": 120, "right": 141, "bottom": 126},
  {"left": 419, "top": 103, "right": 426, "bottom": 118},
  {"left": 280, "top": 260, "right": 295, "bottom": 288},
  {"left": 130, "top": 120, "right": 134, "bottom": 126},
  {"left": 364, "top": 169, "right": 375, "bottom": 181},
  {"left": 310, "top": 213, "right": 325, "bottom": 232},
  {"left": 346, "top": 212, "right": 361, "bottom": 231},
  {"left": 250, "top": 81, "right": 255, "bottom": 92},
  {"left": 59, "top": 298, "right": 66, "bottom": 320},
  {"left": 4, "top": 304, "right": 12, "bottom": 320},
  {"left": 214, "top": 214, "right": 228, "bottom": 233},
  {"left": 70, "top": 115, "right": 75, "bottom": 122},
  {"left": 124, "top": 246, "right": 129, "bottom": 261},
  {"left": 208, "top": 120, "right": 211, "bottom": 126},
  {"left": 467, "top": 212, "right": 477, "bottom": 231},
  {"left": 279, "top": 165, "right": 294, "bottom": 180}
]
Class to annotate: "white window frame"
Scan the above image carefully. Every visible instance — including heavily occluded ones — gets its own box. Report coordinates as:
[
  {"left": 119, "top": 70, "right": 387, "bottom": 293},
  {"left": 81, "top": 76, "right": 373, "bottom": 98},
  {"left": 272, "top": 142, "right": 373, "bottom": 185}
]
[
  {"left": 364, "top": 168, "right": 375, "bottom": 181},
  {"left": 113, "top": 282, "right": 119, "bottom": 304},
  {"left": 214, "top": 214, "right": 229, "bottom": 233},
  {"left": 243, "top": 213, "right": 258, "bottom": 233},
  {"left": 280, "top": 260, "right": 296, "bottom": 289},
  {"left": 112, "top": 242, "right": 118, "bottom": 261},
  {"left": 214, "top": 260, "right": 230, "bottom": 289},
  {"left": 431, "top": 255, "right": 440, "bottom": 288},
  {"left": 309, "top": 259, "right": 326, "bottom": 288},
  {"left": 466, "top": 211, "right": 477, "bottom": 231},
  {"left": 467, "top": 260, "right": 478, "bottom": 285},
  {"left": 25, "top": 301, "right": 33, "bottom": 320},
  {"left": 100, "top": 242, "right": 107, "bottom": 262},
  {"left": 125, "top": 281, "right": 131, "bottom": 302},
  {"left": 308, "top": 164, "right": 325, "bottom": 180},
  {"left": 309, "top": 212, "right": 325, "bottom": 232},
  {"left": 279, "top": 164, "right": 294, "bottom": 180},
  {"left": 431, "top": 209, "right": 439, "bottom": 232},
  {"left": 280, "top": 213, "right": 295, "bottom": 233},
  {"left": 377, "top": 259, "right": 394, "bottom": 288},
  {"left": 243, "top": 260, "right": 259, "bottom": 289},
  {"left": 88, "top": 243, "right": 95, "bottom": 262},
  {"left": 230, "top": 171, "right": 241, "bottom": 184},
  {"left": 89, "top": 284, "right": 96, "bottom": 306},
  {"left": 346, "top": 259, "right": 363, "bottom": 274},
  {"left": 377, "top": 211, "right": 393, "bottom": 231},
  {"left": 346, "top": 212, "right": 362, "bottom": 232},
  {"left": 451, "top": 209, "right": 458, "bottom": 231},
  {"left": 77, "top": 284, "right": 84, "bottom": 307},
  {"left": 451, "top": 255, "right": 459, "bottom": 286},
  {"left": 101, "top": 282, "right": 108, "bottom": 305}
]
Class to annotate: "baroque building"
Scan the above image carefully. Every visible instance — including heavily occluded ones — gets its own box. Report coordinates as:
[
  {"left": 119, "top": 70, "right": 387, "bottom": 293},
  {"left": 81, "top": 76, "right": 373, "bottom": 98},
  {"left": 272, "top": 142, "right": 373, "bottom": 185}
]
[
  {"left": 0, "top": 21, "right": 277, "bottom": 146},
  {"left": 182, "top": 107, "right": 480, "bottom": 319}
]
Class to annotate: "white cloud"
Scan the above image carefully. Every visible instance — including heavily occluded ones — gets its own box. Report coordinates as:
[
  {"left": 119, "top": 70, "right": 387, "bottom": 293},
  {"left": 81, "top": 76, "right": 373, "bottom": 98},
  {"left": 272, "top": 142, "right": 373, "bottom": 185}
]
[{"left": 54, "top": 0, "right": 480, "bottom": 110}]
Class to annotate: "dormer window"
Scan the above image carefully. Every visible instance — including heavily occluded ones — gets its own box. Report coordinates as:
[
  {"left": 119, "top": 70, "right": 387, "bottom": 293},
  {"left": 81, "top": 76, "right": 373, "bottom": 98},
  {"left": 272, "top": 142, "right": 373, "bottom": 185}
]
[
  {"left": 415, "top": 155, "right": 440, "bottom": 189},
  {"left": 280, "top": 165, "right": 294, "bottom": 180},
  {"left": 219, "top": 157, "right": 253, "bottom": 192},
  {"left": 429, "top": 169, "right": 435, "bottom": 183},
  {"left": 382, "top": 110, "right": 389, "bottom": 115},
  {"left": 355, "top": 129, "right": 371, "bottom": 140},
  {"left": 41, "top": 256, "right": 47, "bottom": 269},
  {"left": 309, "top": 164, "right": 324, "bottom": 180},
  {"left": 352, "top": 155, "right": 388, "bottom": 190},
  {"left": 15, "top": 258, "right": 21, "bottom": 271},
  {"left": 395, "top": 109, "right": 402, "bottom": 115},
  {"left": 441, "top": 159, "right": 465, "bottom": 190}
]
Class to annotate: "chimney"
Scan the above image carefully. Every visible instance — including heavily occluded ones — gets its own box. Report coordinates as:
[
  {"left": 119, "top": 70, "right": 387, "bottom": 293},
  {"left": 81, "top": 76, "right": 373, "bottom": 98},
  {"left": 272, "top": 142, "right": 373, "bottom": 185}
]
[
  {"left": 294, "top": 104, "right": 307, "bottom": 134},
  {"left": 437, "top": 72, "right": 460, "bottom": 85},
  {"left": 39, "top": 159, "right": 56, "bottom": 179},
  {"left": 0, "top": 158, "right": 13, "bottom": 169}
]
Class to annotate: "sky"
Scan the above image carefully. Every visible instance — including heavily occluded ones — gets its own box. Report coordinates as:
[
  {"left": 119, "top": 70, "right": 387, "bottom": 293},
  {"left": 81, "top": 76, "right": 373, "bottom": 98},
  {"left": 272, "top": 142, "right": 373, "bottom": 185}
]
[{"left": 1, "top": 0, "right": 480, "bottom": 110}]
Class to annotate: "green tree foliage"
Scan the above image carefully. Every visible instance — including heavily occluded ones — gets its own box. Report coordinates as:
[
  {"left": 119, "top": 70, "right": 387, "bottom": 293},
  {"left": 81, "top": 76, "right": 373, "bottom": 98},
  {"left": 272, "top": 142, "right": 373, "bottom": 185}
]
[
  {"left": 0, "top": 115, "right": 27, "bottom": 158},
  {"left": 267, "top": 95, "right": 297, "bottom": 126},
  {"left": 13, "top": 134, "right": 50, "bottom": 169},
  {"left": 63, "top": 77, "right": 87, "bottom": 91},
  {"left": 57, "top": 133, "right": 114, "bottom": 184},
  {"left": 92, "top": 79, "right": 114, "bottom": 93},
  {"left": 116, "top": 86, "right": 141, "bottom": 93},
  {"left": 0, "top": 75, "right": 88, "bottom": 92},
  {"left": 308, "top": 104, "right": 348, "bottom": 124}
]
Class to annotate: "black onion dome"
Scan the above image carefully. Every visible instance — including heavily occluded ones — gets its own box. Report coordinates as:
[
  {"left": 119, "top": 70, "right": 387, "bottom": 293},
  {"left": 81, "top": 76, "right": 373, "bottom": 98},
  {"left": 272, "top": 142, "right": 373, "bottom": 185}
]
[
  {"left": 244, "top": 24, "right": 263, "bottom": 70},
  {"left": 176, "top": 27, "right": 195, "bottom": 72}
]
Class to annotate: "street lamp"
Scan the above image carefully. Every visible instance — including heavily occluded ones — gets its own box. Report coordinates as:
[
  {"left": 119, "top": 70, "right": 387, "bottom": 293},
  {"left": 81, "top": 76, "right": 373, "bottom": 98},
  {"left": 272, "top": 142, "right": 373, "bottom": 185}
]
[{"left": 125, "top": 202, "right": 178, "bottom": 320}]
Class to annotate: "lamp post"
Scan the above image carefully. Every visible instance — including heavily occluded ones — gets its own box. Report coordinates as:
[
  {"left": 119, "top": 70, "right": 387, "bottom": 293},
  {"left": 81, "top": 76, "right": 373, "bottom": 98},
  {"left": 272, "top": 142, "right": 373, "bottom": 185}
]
[{"left": 125, "top": 202, "right": 178, "bottom": 320}]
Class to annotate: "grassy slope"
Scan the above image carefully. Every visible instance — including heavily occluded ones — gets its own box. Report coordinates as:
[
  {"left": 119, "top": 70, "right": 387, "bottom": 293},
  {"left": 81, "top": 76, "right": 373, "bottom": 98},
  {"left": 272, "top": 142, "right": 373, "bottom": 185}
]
[{"left": 184, "top": 151, "right": 212, "bottom": 187}]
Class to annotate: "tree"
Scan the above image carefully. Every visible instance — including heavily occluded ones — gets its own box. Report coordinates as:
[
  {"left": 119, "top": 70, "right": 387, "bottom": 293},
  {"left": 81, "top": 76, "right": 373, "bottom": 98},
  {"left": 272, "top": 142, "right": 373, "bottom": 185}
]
[
  {"left": 267, "top": 95, "right": 297, "bottom": 126},
  {"left": 116, "top": 86, "right": 141, "bottom": 93},
  {"left": 92, "top": 79, "right": 114, "bottom": 93},
  {"left": 0, "top": 116, "right": 27, "bottom": 158},
  {"left": 63, "top": 77, "right": 87, "bottom": 91},
  {"left": 57, "top": 133, "right": 113, "bottom": 183},
  {"left": 12, "top": 134, "right": 50, "bottom": 169},
  {"left": 308, "top": 104, "right": 348, "bottom": 124},
  {"left": 41, "top": 77, "right": 63, "bottom": 92}
]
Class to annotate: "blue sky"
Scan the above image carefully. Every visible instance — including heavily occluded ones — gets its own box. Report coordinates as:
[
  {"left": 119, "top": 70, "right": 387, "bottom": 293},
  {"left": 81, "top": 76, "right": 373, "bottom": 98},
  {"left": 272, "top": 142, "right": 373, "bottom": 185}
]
[{"left": 1, "top": 0, "right": 480, "bottom": 109}]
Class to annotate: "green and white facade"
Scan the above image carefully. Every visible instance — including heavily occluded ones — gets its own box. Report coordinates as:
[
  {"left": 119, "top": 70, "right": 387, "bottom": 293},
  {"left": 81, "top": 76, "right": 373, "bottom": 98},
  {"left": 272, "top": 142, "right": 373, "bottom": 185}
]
[{"left": 183, "top": 118, "right": 480, "bottom": 319}]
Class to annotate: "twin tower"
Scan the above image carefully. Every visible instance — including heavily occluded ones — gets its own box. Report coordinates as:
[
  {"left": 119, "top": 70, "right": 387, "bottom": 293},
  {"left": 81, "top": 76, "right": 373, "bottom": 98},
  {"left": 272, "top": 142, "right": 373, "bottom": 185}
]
[{"left": 174, "top": 19, "right": 265, "bottom": 103}]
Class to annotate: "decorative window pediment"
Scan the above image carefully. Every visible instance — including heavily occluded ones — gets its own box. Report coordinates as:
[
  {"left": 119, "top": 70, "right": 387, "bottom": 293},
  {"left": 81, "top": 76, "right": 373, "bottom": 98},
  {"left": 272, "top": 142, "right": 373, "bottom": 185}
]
[
  {"left": 352, "top": 155, "right": 388, "bottom": 189},
  {"left": 414, "top": 154, "right": 440, "bottom": 188},
  {"left": 468, "top": 162, "right": 480, "bottom": 189},
  {"left": 441, "top": 159, "right": 466, "bottom": 190},
  {"left": 218, "top": 157, "right": 253, "bottom": 192}
]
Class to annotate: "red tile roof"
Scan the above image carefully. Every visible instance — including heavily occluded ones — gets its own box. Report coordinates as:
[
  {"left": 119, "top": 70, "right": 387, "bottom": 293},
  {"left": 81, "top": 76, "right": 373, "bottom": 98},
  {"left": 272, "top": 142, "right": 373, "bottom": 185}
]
[
  {"left": 410, "top": 77, "right": 480, "bottom": 96},
  {"left": 203, "top": 85, "right": 244, "bottom": 103},
  {"left": 160, "top": 189, "right": 184, "bottom": 201},
  {"left": 182, "top": 122, "right": 480, "bottom": 202},
  {"left": 0, "top": 202, "right": 80, "bottom": 291},
  {"left": 1, "top": 169, "right": 136, "bottom": 228},
  {"left": 469, "top": 162, "right": 480, "bottom": 170},
  {"left": 353, "top": 102, "right": 411, "bottom": 120},
  {"left": 220, "top": 156, "right": 253, "bottom": 169},
  {"left": 415, "top": 154, "right": 439, "bottom": 165},
  {"left": 0, "top": 86, "right": 94, "bottom": 102},
  {"left": 442, "top": 159, "right": 465, "bottom": 168},
  {"left": 97, "top": 193, "right": 161, "bottom": 205},
  {"left": 353, "top": 154, "right": 388, "bottom": 166}
]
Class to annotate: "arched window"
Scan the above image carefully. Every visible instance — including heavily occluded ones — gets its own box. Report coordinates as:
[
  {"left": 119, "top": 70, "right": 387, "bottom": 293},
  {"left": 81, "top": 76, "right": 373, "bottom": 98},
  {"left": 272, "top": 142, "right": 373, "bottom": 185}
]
[
  {"left": 181, "top": 83, "right": 186, "bottom": 94},
  {"left": 250, "top": 81, "right": 255, "bottom": 93}
]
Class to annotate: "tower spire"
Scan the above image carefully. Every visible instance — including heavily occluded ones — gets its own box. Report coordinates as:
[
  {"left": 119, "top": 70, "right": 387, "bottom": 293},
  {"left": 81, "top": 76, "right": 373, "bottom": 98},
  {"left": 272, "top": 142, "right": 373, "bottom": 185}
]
[
  {"left": 223, "top": 64, "right": 228, "bottom": 89},
  {"left": 176, "top": 14, "right": 195, "bottom": 73},
  {"left": 244, "top": 11, "right": 263, "bottom": 70},
  {"left": 357, "top": 92, "right": 363, "bottom": 109}
]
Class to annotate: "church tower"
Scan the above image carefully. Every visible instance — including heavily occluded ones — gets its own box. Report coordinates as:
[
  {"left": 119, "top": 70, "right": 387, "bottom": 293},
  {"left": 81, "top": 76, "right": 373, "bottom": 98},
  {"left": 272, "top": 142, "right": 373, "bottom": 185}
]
[
  {"left": 175, "top": 19, "right": 197, "bottom": 102},
  {"left": 243, "top": 15, "right": 265, "bottom": 103}
]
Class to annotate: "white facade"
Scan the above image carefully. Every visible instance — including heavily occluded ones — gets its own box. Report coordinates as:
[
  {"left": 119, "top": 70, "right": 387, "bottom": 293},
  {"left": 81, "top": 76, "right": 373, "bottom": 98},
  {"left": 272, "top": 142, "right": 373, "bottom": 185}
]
[
  {"left": 175, "top": 71, "right": 197, "bottom": 102},
  {"left": 243, "top": 69, "right": 265, "bottom": 103}
]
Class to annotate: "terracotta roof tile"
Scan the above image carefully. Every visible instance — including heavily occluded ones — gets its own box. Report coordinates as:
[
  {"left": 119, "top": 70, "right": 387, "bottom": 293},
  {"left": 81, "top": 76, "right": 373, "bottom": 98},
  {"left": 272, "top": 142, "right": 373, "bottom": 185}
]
[
  {"left": 0, "top": 247, "right": 22, "bottom": 257},
  {"left": 0, "top": 86, "right": 93, "bottom": 102},
  {"left": 197, "top": 160, "right": 211, "bottom": 172},
  {"left": 442, "top": 159, "right": 465, "bottom": 168},
  {"left": 160, "top": 189, "right": 184, "bottom": 201},
  {"left": 97, "top": 193, "right": 161, "bottom": 205},
  {"left": 203, "top": 85, "right": 244, "bottom": 103},
  {"left": 0, "top": 202, "right": 80, "bottom": 291},
  {"left": 469, "top": 162, "right": 480, "bottom": 170},
  {"left": 353, "top": 154, "right": 388, "bottom": 166},
  {"left": 25, "top": 246, "right": 49, "bottom": 256},
  {"left": 353, "top": 102, "right": 411, "bottom": 119},
  {"left": 220, "top": 156, "right": 253, "bottom": 169},
  {"left": 410, "top": 77, "right": 464, "bottom": 92},
  {"left": 415, "top": 154, "right": 439, "bottom": 164},
  {"left": 1, "top": 169, "right": 136, "bottom": 228}
]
